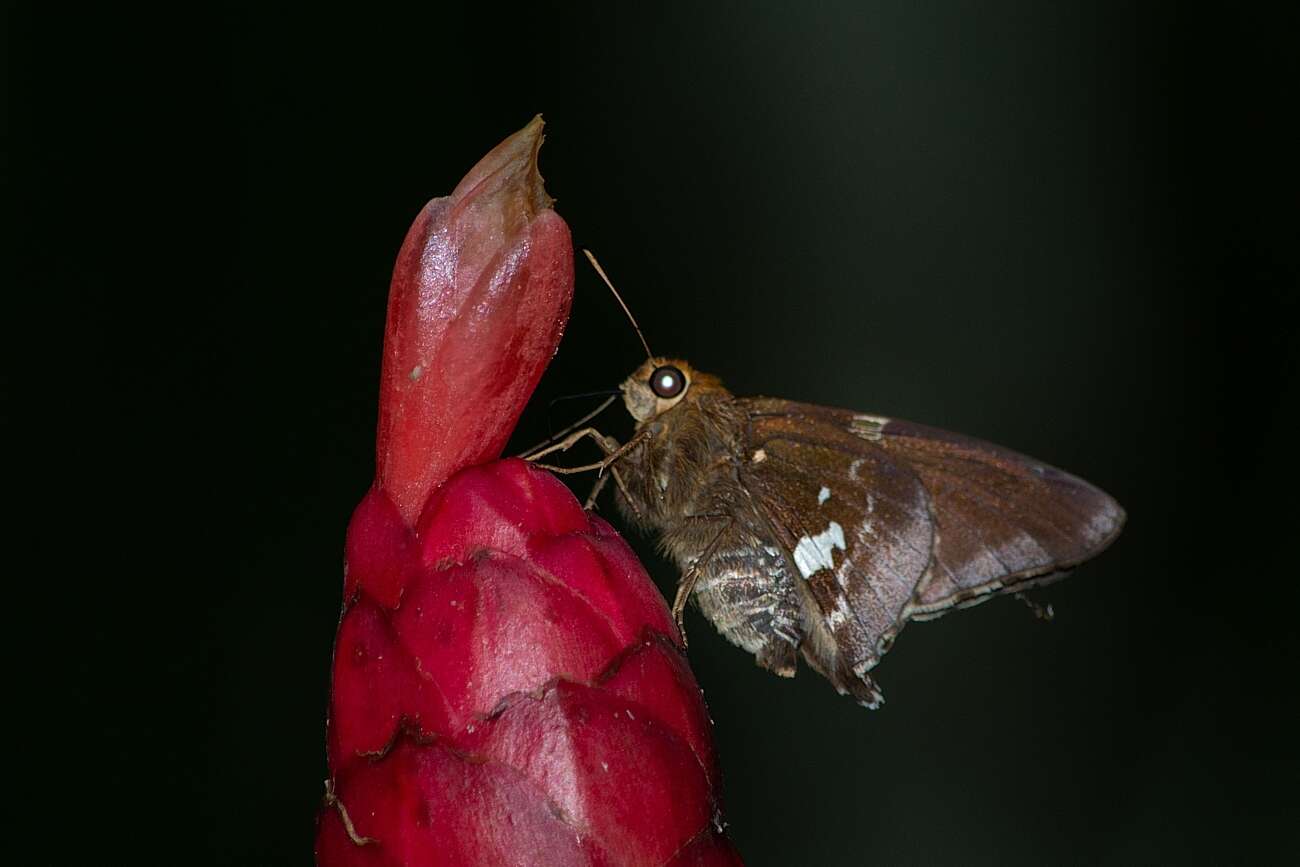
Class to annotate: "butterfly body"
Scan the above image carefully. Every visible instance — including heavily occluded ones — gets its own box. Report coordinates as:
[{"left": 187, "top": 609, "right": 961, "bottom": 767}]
[
  {"left": 569, "top": 356, "right": 1123, "bottom": 708},
  {"left": 613, "top": 366, "right": 822, "bottom": 689}
]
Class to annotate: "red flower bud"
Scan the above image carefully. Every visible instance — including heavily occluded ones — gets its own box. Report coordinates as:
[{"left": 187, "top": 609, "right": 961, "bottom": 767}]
[
  {"left": 317, "top": 120, "right": 742, "bottom": 866},
  {"left": 375, "top": 114, "right": 574, "bottom": 526}
]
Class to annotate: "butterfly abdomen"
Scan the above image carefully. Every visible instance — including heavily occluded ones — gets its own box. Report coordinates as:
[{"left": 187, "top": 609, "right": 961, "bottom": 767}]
[{"left": 692, "top": 543, "right": 804, "bottom": 676}]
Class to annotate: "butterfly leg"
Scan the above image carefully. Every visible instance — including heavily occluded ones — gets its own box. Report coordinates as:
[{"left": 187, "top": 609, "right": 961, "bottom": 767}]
[
  {"left": 524, "top": 425, "right": 652, "bottom": 473},
  {"left": 523, "top": 426, "right": 620, "bottom": 466},
  {"left": 582, "top": 463, "right": 638, "bottom": 516},
  {"left": 672, "top": 517, "right": 734, "bottom": 647},
  {"left": 583, "top": 472, "right": 611, "bottom": 508},
  {"left": 524, "top": 427, "right": 645, "bottom": 518},
  {"left": 1014, "top": 592, "right": 1055, "bottom": 621}
]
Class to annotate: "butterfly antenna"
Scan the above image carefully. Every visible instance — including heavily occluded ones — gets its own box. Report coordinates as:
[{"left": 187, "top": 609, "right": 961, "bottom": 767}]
[{"left": 583, "top": 249, "right": 653, "bottom": 359}]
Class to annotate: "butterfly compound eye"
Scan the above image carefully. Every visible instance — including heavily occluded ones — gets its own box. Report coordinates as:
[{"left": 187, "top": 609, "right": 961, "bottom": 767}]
[{"left": 649, "top": 365, "right": 686, "bottom": 398}]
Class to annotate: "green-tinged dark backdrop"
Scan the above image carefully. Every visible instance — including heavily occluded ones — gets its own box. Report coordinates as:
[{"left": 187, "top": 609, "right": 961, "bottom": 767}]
[{"left": 10, "top": 3, "right": 1297, "bottom": 864}]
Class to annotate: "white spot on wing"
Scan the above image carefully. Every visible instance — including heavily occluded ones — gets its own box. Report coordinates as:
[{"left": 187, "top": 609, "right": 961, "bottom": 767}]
[
  {"left": 855, "top": 495, "right": 878, "bottom": 544},
  {"left": 818, "top": 486, "right": 830, "bottom": 505},
  {"left": 1088, "top": 506, "right": 1120, "bottom": 541},
  {"left": 793, "top": 521, "right": 846, "bottom": 579},
  {"left": 827, "top": 594, "right": 852, "bottom": 628},
  {"left": 752, "top": 448, "right": 767, "bottom": 463},
  {"left": 409, "top": 364, "right": 424, "bottom": 382},
  {"left": 850, "top": 414, "right": 889, "bottom": 442}
]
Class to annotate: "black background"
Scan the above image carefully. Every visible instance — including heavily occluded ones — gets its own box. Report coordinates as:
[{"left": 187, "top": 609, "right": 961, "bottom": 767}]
[{"left": 9, "top": 3, "right": 1298, "bottom": 864}]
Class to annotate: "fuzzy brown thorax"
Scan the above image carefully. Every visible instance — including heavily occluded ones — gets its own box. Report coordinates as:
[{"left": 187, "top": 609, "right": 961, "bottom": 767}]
[{"left": 612, "top": 358, "right": 744, "bottom": 532}]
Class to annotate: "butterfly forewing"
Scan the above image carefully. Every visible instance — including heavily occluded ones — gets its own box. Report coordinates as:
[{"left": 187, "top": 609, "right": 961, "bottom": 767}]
[{"left": 739, "top": 407, "right": 933, "bottom": 704}]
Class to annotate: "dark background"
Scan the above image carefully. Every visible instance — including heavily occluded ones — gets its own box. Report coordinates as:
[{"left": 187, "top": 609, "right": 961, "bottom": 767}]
[{"left": 9, "top": 3, "right": 1297, "bottom": 864}]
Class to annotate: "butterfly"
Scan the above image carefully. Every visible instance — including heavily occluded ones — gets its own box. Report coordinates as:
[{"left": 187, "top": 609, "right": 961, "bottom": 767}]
[{"left": 526, "top": 256, "right": 1124, "bottom": 708}]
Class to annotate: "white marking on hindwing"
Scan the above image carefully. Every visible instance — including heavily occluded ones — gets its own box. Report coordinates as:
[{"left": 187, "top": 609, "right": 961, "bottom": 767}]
[
  {"left": 827, "top": 594, "right": 853, "bottom": 628},
  {"left": 835, "top": 545, "right": 854, "bottom": 588},
  {"left": 751, "top": 448, "right": 767, "bottom": 463},
  {"left": 793, "top": 521, "right": 846, "bottom": 579},
  {"left": 818, "top": 486, "right": 830, "bottom": 505},
  {"left": 848, "top": 458, "right": 865, "bottom": 480}
]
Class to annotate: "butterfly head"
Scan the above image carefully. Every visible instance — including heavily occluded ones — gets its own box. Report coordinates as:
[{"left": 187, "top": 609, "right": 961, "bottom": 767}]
[
  {"left": 621, "top": 358, "right": 691, "bottom": 421},
  {"left": 621, "top": 358, "right": 725, "bottom": 423}
]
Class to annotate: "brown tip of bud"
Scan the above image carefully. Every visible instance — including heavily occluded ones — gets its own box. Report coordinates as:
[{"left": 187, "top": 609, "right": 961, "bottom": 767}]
[
  {"left": 376, "top": 116, "right": 574, "bottom": 524},
  {"left": 452, "top": 114, "right": 553, "bottom": 217}
]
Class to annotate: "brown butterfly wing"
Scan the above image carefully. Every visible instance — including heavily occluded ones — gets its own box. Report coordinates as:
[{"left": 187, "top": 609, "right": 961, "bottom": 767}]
[
  {"left": 739, "top": 398, "right": 1125, "bottom": 701},
  {"left": 857, "top": 414, "right": 1126, "bottom": 619},
  {"left": 738, "top": 406, "right": 933, "bottom": 706}
]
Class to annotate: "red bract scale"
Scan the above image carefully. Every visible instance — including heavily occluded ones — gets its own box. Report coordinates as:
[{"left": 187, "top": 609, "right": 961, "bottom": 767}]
[{"left": 316, "top": 118, "right": 743, "bottom": 866}]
